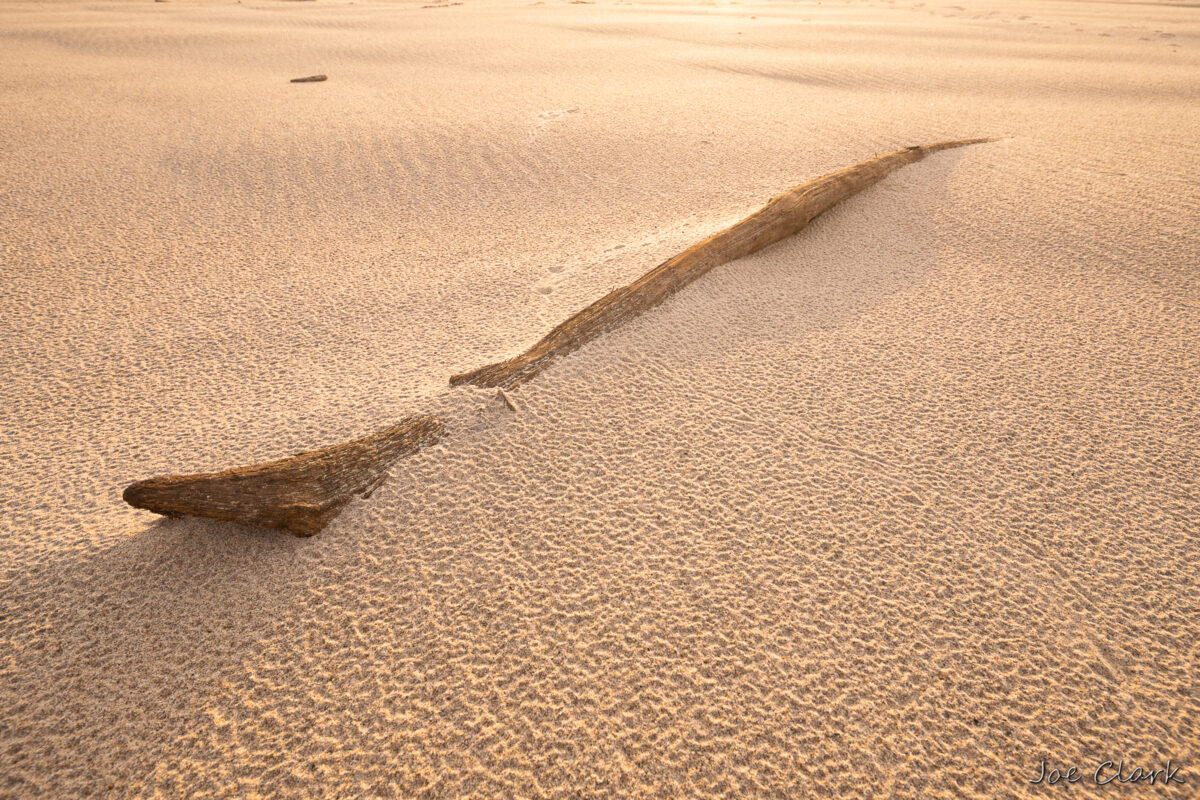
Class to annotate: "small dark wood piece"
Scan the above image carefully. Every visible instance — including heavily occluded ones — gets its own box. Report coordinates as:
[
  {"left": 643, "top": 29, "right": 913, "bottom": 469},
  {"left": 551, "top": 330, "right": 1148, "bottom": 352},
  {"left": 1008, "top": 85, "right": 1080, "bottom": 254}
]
[
  {"left": 451, "top": 138, "right": 992, "bottom": 389},
  {"left": 123, "top": 415, "right": 445, "bottom": 536},
  {"left": 290, "top": 74, "right": 328, "bottom": 83}
]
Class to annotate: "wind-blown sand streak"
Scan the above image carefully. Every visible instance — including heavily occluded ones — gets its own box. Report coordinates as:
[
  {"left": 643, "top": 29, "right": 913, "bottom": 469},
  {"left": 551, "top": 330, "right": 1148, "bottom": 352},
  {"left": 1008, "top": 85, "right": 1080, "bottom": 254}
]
[
  {"left": 122, "top": 415, "right": 445, "bottom": 535},
  {"left": 451, "top": 138, "right": 992, "bottom": 389},
  {"left": 120, "top": 140, "right": 988, "bottom": 535}
]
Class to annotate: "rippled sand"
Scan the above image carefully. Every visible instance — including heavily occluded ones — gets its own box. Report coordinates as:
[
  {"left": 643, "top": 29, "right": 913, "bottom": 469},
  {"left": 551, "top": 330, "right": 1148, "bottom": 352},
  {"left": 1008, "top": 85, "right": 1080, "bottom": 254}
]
[{"left": 1, "top": 0, "right": 1197, "bottom": 797}]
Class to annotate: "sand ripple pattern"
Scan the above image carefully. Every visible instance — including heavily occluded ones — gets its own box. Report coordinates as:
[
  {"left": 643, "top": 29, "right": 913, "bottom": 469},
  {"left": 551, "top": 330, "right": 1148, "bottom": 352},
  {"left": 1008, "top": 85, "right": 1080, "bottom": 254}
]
[{"left": 1, "top": 0, "right": 1197, "bottom": 798}]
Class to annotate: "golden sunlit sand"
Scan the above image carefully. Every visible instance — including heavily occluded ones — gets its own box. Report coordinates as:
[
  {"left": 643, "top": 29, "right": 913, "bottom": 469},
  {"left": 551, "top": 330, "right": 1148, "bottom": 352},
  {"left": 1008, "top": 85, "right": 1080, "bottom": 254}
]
[{"left": 1, "top": 0, "right": 1196, "bottom": 797}]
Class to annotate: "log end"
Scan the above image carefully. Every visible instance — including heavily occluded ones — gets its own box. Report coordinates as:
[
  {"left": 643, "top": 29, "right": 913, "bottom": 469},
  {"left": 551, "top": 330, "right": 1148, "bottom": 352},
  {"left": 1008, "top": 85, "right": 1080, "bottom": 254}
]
[
  {"left": 122, "top": 415, "right": 445, "bottom": 536},
  {"left": 122, "top": 479, "right": 343, "bottom": 537}
]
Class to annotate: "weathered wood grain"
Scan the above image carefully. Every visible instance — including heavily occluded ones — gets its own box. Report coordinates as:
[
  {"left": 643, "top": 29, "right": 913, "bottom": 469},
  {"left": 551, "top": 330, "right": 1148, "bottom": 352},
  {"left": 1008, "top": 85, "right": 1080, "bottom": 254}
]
[
  {"left": 122, "top": 139, "right": 989, "bottom": 535},
  {"left": 123, "top": 415, "right": 445, "bottom": 536},
  {"left": 451, "top": 139, "right": 992, "bottom": 389}
]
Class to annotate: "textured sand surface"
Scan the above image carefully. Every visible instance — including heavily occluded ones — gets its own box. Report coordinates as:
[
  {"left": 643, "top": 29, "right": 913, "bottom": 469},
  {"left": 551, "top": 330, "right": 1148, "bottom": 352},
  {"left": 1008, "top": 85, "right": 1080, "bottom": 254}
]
[{"left": 1, "top": 0, "right": 1198, "bottom": 797}]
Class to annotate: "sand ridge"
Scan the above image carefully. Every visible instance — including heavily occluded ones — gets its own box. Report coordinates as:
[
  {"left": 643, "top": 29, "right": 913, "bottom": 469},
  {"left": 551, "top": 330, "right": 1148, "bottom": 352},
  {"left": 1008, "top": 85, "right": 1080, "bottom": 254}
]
[{"left": 451, "top": 139, "right": 993, "bottom": 389}]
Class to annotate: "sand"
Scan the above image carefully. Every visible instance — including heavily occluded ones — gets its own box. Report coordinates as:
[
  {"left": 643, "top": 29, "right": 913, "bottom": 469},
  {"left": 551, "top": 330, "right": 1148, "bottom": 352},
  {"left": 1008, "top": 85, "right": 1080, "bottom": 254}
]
[{"left": 1, "top": 0, "right": 1197, "bottom": 797}]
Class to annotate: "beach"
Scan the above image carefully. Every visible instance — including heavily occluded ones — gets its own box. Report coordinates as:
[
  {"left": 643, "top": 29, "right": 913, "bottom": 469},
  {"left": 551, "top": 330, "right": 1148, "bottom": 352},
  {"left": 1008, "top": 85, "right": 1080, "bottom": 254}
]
[{"left": 1, "top": 0, "right": 1197, "bottom": 796}]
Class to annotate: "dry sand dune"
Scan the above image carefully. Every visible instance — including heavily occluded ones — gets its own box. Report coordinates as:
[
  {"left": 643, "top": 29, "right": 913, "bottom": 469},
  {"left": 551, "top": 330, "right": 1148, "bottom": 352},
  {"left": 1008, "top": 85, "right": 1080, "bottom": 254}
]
[{"left": 1, "top": 0, "right": 1198, "bottom": 797}]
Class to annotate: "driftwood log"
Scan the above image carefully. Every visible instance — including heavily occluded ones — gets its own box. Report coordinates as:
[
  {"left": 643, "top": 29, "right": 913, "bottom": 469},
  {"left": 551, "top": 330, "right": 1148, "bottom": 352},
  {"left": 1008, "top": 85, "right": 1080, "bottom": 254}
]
[
  {"left": 451, "top": 138, "right": 992, "bottom": 389},
  {"left": 123, "top": 415, "right": 444, "bottom": 536},
  {"left": 122, "top": 139, "right": 989, "bottom": 535}
]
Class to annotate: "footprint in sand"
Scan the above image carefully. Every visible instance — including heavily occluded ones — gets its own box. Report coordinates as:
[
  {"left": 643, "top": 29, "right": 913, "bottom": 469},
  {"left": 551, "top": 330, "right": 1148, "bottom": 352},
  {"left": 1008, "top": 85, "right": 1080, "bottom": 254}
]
[
  {"left": 530, "top": 108, "right": 580, "bottom": 140},
  {"left": 538, "top": 242, "right": 628, "bottom": 296},
  {"left": 537, "top": 108, "right": 579, "bottom": 122}
]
